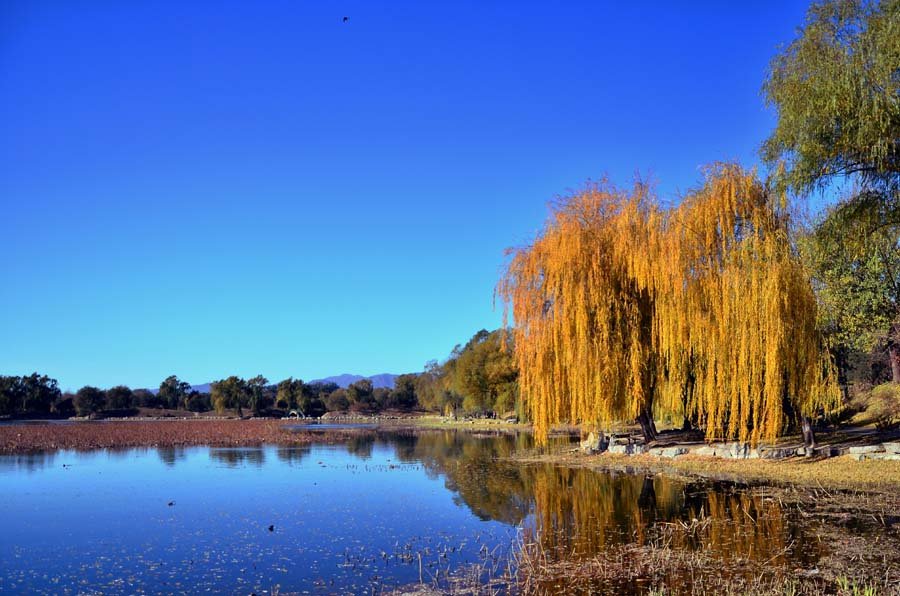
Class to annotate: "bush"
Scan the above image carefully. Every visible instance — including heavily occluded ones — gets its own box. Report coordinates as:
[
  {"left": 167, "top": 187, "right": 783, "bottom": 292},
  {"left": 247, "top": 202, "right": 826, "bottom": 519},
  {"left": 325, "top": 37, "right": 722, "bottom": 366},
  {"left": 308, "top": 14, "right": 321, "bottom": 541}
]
[
  {"left": 133, "top": 389, "right": 163, "bottom": 408},
  {"left": 74, "top": 386, "right": 106, "bottom": 417},
  {"left": 53, "top": 394, "right": 76, "bottom": 417},
  {"left": 185, "top": 392, "right": 212, "bottom": 412},
  {"left": 324, "top": 388, "right": 349, "bottom": 412},
  {"left": 869, "top": 383, "right": 900, "bottom": 430},
  {"left": 105, "top": 385, "right": 134, "bottom": 410}
]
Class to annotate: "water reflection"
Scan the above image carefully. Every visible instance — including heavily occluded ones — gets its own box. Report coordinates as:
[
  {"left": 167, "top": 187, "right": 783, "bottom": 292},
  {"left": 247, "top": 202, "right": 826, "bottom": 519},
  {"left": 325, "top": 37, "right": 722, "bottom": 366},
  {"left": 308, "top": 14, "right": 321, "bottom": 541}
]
[
  {"left": 0, "top": 451, "right": 57, "bottom": 473},
  {"left": 345, "top": 434, "right": 376, "bottom": 459},
  {"left": 157, "top": 446, "right": 188, "bottom": 467},
  {"left": 209, "top": 447, "right": 266, "bottom": 467},
  {"left": 0, "top": 429, "right": 865, "bottom": 594},
  {"left": 275, "top": 445, "right": 311, "bottom": 466},
  {"left": 374, "top": 430, "right": 820, "bottom": 570}
]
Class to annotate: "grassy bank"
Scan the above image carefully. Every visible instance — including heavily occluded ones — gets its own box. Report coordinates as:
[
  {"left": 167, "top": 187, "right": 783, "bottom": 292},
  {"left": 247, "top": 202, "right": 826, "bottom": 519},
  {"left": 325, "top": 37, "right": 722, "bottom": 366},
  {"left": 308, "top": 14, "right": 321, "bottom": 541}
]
[{"left": 514, "top": 449, "right": 900, "bottom": 493}]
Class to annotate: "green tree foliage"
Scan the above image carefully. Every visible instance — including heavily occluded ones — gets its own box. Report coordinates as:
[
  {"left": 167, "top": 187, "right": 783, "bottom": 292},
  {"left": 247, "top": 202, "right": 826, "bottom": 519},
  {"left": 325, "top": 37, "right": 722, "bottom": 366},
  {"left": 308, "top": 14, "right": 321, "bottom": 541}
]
[
  {"left": 185, "top": 391, "right": 213, "bottom": 412},
  {"left": 299, "top": 383, "right": 327, "bottom": 417},
  {"left": 0, "top": 376, "right": 23, "bottom": 416},
  {"left": 387, "top": 374, "right": 419, "bottom": 410},
  {"left": 105, "top": 385, "right": 134, "bottom": 410},
  {"left": 346, "top": 379, "right": 376, "bottom": 412},
  {"left": 373, "top": 387, "right": 391, "bottom": 410},
  {"left": 275, "top": 377, "right": 326, "bottom": 416},
  {"left": 451, "top": 330, "right": 518, "bottom": 416},
  {"left": 412, "top": 330, "right": 518, "bottom": 417},
  {"left": 211, "top": 376, "right": 249, "bottom": 416},
  {"left": 0, "top": 374, "right": 61, "bottom": 416},
  {"left": 765, "top": 0, "right": 900, "bottom": 382},
  {"left": 133, "top": 388, "right": 161, "bottom": 408},
  {"left": 54, "top": 392, "right": 76, "bottom": 417},
  {"left": 802, "top": 193, "right": 900, "bottom": 380},
  {"left": 414, "top": 361, "right": 454, "bottom": 413},
  {"left": 20, "top": 373, "right": 61, "bottom": 414},
  {"left": 74, "top": 386, "right": 106, "bottom": 416},
  {"left": 762, "top": 0, "right": 900, "bottom": 196},
  {"left": 324, "top": 387, "right": 350, "bottom": 412},
  {"left": 276, "top": 378, "right": 304, "bottom": 411},
  {"left": 158, "top": 375, "right": 191, "bottom": 410},
  {"left": 247, "top": 375, "right": 270, "bottom": 416}
]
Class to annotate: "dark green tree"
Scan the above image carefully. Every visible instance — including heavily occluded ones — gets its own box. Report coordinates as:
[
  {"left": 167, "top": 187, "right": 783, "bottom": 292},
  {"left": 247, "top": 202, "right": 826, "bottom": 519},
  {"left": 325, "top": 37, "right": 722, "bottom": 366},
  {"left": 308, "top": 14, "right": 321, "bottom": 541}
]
[
  {"left": 133, "top": 388, "right": 162, "bottom": 408},
  {"left": 448, "top": 330, "right": 519, "bottom": 416},
  {"left": 387, "top": 374, "right": 419, "bottom": 410},
  {"left": 54, "top": 392, "right": 76, "bottom": 417},
  {"left": 105, "top": 385, "right": 134, "bottom": 410},
  {"left": 74, "top": 386, "right": 106, "bottom": 416},
  {"left": 211, "top": 376, "right": 249, "bottom": 416},
  {"left": 346, "top": 379, "right": 376, "bottom": 412},
  {"left": 20, "top": 373, "right": 61, "bottom": 415},
  {"left": 247, "top": 375, "right": 270, "bottom": 416},
  {"left": 185, "top": 391, "right": 212, "bottom": 412},
  {"left": 158, "top": 375, "right": 191, "bottom": 410},
  {"left": 764, "top": 0, "right": 900, "bottom": 381},
  {"left": 276, "top": 378, "right": 302, "bottom": 410},
  {"left": 802, "top": 193, "right": 900, "bottom": 381},
  {"left": 762, "top": 0, "right": 900, "bottom": 196},
  {"left": 324, "top": 387, "right": 350, "bottom": 412},
  {"left": 0, "top": 376, "right": 24, "bottom": 416}
]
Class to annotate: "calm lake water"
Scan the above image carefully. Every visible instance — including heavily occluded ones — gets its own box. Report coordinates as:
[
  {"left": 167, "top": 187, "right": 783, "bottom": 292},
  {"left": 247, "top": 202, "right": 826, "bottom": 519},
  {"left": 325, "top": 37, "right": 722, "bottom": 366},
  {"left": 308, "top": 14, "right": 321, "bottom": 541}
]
[{"left": 0, "top": 430, "right": 858, "bottom": 594}]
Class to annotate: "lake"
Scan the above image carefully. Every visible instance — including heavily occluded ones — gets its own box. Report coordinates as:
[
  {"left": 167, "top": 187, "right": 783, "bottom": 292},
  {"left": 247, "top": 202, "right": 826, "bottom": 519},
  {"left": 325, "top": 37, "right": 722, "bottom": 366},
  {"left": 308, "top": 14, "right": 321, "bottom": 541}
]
[{"left": 0, "top": 429, "right": 882, "bottom": 594}]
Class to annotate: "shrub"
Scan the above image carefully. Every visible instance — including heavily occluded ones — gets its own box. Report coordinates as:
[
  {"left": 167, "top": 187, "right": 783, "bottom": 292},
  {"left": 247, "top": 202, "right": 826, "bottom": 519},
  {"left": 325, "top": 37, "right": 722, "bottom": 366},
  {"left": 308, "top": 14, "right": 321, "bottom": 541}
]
[
  {"left": 324, "top": 388, "right": 349, "bottom": 412},
  {"left": 105, "top": 385, "right": 134, "bottom": 410},
  {"left": 869, "top": 383, "right": 900, "bottom": 431},
  {"left": 74, "top": 386, "right": 106, "bottom": 417}
]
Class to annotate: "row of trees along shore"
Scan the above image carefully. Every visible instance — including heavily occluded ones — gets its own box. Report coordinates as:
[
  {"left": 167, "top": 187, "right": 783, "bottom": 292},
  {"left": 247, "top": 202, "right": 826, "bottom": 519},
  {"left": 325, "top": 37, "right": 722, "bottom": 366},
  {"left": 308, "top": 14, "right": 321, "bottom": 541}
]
[
  {"left": 500, "top": 0, "right": 899, "bottom": 447},
  {"left": 0, "top": 330, "right": 520, "bottom": 419}
]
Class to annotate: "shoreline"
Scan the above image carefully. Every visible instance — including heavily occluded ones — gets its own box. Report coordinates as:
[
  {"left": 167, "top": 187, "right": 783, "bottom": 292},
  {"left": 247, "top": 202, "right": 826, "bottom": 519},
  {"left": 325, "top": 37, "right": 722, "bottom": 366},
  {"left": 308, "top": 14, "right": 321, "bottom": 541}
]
[
  {"left": 514, "top": 448, "right": 900, "bottom": 494},
  {"left": 4, "top": 416, "right": 900, "bottom": 495}
]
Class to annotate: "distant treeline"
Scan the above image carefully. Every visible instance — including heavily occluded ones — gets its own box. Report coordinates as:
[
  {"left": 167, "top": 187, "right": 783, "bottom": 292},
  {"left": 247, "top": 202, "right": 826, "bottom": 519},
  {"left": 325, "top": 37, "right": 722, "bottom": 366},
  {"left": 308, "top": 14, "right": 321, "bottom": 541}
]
[{"left": 1, "top": 329, "right": 519, "bottom": 419}]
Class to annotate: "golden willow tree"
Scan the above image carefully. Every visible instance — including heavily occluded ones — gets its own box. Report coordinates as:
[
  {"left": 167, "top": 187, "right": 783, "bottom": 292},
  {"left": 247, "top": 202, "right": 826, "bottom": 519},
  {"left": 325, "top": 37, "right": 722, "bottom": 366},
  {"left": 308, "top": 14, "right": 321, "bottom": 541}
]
[{"left": 499, "top": 164, "right": 838, "bottom": 446}]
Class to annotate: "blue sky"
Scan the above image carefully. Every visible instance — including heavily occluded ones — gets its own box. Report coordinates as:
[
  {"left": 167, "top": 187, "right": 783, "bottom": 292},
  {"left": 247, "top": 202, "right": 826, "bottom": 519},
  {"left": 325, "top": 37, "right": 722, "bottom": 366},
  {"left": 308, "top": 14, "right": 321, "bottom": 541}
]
[{"left": 1, "top": 1, "right": 813, "bottom": 391}]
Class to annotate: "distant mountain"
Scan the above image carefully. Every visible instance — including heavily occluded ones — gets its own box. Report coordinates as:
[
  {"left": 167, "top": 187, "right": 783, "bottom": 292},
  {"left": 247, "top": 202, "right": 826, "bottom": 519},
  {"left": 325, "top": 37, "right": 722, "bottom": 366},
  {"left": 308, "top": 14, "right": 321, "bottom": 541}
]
[{"left": 309, "top": 373, "right": 398, "bottom": 389}]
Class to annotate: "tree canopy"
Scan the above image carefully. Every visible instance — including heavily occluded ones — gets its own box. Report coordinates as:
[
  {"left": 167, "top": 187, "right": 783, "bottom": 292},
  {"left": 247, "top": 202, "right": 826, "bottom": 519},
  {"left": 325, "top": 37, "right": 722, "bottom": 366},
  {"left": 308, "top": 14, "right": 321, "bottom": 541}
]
[
  {"left": 500, "top": 165, "right": 839, "bottom": 445},
  {"left": 211, "top": 376, "right": 249, "bottom": 416},
  {"left": 762, "top": 0, "right": 900, "bottom": 195},
  {"left": 158, "top": 375, "right": 192, "bottom": 410},
  {"left": 801, "top": 192, "right": 900, "bottom": 380}
]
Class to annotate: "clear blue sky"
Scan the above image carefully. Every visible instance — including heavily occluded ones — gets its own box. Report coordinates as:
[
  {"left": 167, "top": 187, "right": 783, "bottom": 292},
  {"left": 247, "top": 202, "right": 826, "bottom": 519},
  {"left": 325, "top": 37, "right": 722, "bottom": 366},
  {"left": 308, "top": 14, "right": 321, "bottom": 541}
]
[{"left": 1, "top": 1, "right": 812, "bottom": 391}]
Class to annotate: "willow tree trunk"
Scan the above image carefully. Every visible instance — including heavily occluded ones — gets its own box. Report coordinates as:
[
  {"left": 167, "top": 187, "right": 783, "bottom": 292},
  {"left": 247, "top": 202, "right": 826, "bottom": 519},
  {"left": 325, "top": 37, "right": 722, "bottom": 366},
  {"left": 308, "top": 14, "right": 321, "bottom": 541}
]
[
  {"left": 801, "top": 416, "right": 817, "bottom": 450},
  {"left": 638, "top": 477, "right": 657, "bottom": 509},
  {"left": 890, "top": 342, "right": 900, "bottom": 384},
  {"left": 637, "top": 409, "right": 657, "bottom": 443}
]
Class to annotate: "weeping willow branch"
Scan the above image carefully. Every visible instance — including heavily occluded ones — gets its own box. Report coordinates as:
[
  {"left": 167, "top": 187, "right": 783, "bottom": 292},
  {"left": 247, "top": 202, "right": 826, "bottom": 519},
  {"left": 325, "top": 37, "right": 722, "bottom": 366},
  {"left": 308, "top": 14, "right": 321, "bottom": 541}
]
[{"left": 499, "top": 164, "right": 839, "bottom": 445}]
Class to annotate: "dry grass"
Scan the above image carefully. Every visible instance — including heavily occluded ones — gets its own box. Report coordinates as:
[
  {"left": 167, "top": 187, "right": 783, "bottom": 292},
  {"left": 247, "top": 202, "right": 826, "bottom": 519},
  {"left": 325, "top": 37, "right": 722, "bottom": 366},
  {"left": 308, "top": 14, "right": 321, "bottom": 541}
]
[
  {"left": 515, "top": 449, "right": 900, "bottom": 493},
  {"left": 0, "top": 419, "right": 372, "bottom": 453},
  {"left": 514, "top": 536, "right": 897, "bottom": 595}
]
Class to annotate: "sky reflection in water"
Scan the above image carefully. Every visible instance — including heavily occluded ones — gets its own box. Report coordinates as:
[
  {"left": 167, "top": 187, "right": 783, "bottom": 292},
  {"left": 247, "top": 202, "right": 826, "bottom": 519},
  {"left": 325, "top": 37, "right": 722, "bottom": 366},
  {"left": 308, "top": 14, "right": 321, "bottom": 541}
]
[{"left": 0, "top": 431, "right": 824, "bottom": 594}]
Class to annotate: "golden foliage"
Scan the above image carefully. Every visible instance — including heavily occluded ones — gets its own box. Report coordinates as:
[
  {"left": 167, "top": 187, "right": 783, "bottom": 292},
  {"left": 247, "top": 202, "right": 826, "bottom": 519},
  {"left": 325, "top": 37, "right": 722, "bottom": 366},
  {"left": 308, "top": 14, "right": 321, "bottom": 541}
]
[{"left": 499, "top": 165, "right": 839, "bottom": 444}]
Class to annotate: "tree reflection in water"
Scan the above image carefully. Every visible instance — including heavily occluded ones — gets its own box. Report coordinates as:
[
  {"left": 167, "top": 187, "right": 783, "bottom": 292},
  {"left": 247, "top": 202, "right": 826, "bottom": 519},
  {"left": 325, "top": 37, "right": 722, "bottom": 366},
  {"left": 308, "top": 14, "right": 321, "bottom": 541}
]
[
  {"left": 380, "top": 430, "right": 820, "bottom": 573},
  {"left": 209, "top": 447, "right": 266, "bottom": 468},
  {"left": 156, "top": 446, "right": 187, "bottom": 467}
]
